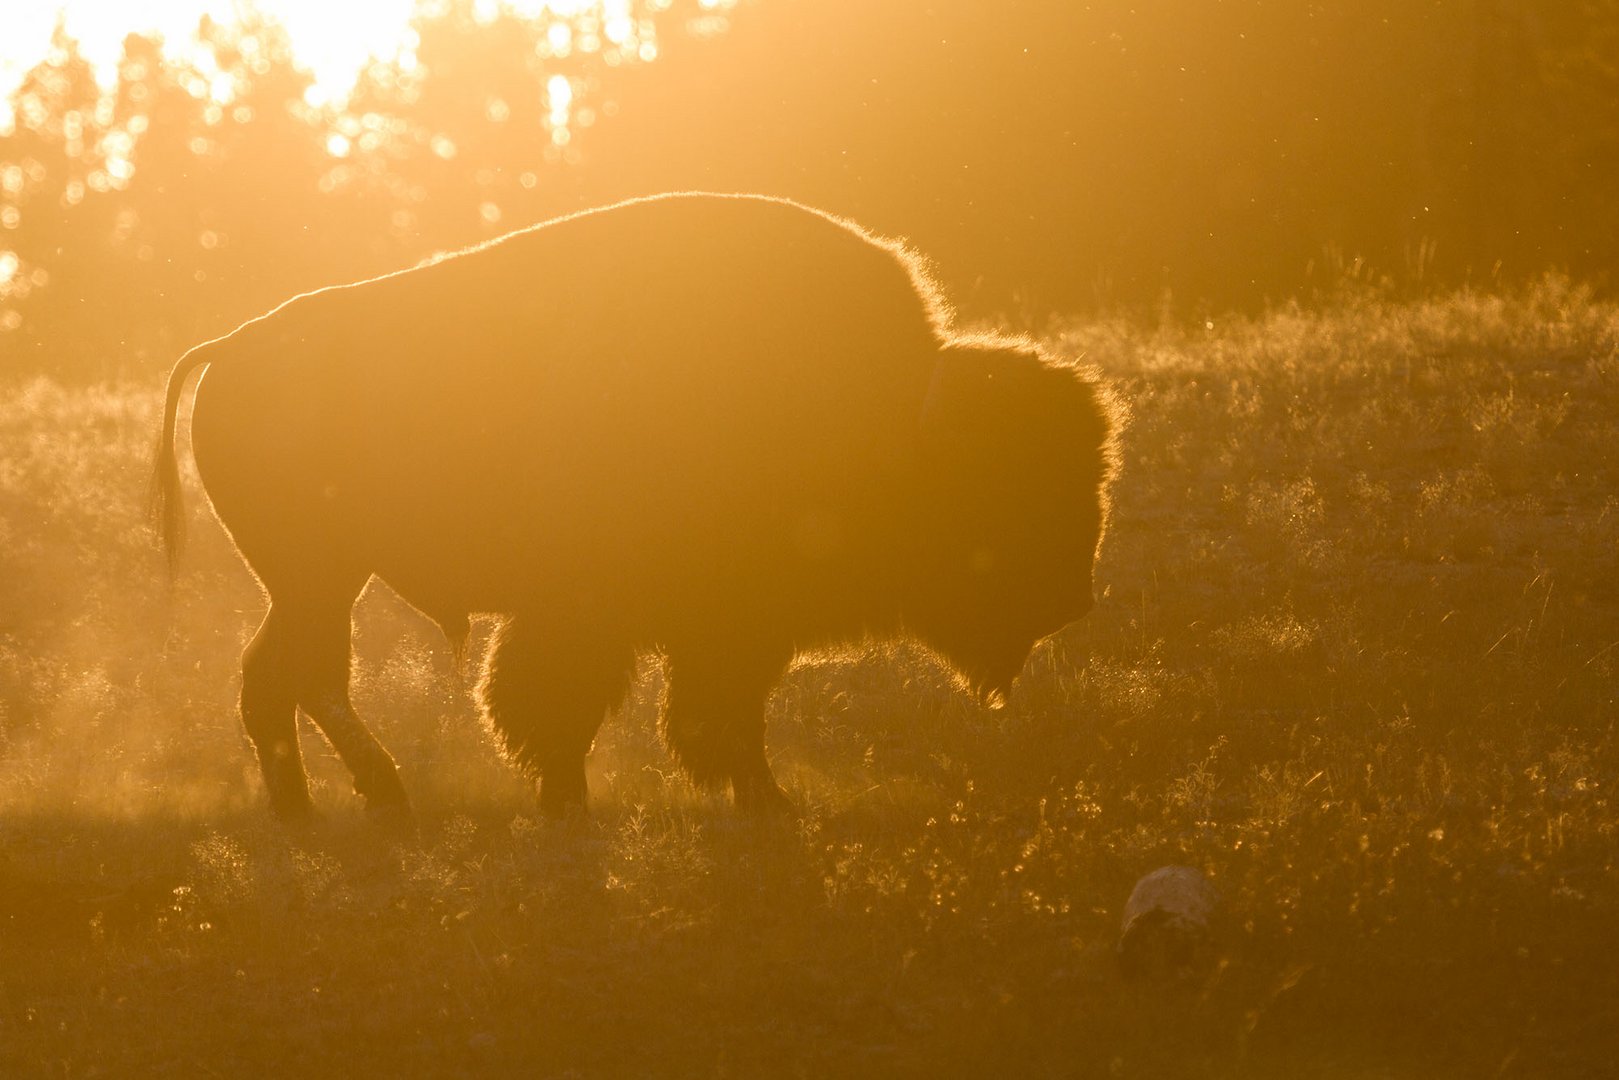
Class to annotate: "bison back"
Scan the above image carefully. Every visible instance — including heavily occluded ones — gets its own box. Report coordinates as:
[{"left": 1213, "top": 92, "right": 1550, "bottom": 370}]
[{"left": 190, "top": 194, "right": 949, "bottom": 618}]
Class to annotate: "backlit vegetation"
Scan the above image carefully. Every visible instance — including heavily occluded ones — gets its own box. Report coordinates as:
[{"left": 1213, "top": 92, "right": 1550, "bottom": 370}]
[{"left": 3, "top": 279, "right": 1616, "bottom": 1076}]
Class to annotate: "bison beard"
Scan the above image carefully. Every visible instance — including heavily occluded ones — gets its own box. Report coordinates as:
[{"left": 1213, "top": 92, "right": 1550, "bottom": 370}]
[{"left": 149, "top": 192, "right": 1114, "bottom": 821}]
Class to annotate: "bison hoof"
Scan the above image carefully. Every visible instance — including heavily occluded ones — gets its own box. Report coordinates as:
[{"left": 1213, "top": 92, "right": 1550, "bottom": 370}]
[
  {"left": 734, "top": 778, "right": 796, "bottom": 819},
  {"left": 267, "top": 787, "right": 318, "bottom": 827},
  {"left": 538, "top": 770, "right": 589, "bottom": 820},
  {"left": 353, "top": 766, "right": 410, "bottom": 807},
  {"left": 538, "top": 796, "right": 589, "bottom": 821},
  {"left": 364, "top": 796, "right": 417, "bottom": 836}
]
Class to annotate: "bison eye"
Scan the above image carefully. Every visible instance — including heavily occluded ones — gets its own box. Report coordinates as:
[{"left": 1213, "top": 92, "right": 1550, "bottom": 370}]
[{"left": 969, "top": 547, "right": 996, "bottom": 575}]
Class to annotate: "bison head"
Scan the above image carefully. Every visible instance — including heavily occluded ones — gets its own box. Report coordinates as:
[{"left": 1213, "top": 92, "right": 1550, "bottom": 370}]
[{"left": 904, "top": 340, "right": 1114, "bottom": 706}]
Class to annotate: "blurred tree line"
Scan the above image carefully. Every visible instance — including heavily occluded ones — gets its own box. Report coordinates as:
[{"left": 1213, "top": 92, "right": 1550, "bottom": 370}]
[{"left": 2, "top": 0, "right": 1617, "bottom": 380}]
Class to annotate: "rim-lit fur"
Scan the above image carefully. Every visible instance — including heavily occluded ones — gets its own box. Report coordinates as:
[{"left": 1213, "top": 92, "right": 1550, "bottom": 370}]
[{"left": 150, "top": 192, "right": 1116, "bottom": 819}]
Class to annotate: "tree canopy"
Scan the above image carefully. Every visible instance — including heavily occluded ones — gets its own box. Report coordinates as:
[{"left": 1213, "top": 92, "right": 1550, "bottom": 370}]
[{"left": 3, "top": 0, "right": 1617, "bottom": 378}]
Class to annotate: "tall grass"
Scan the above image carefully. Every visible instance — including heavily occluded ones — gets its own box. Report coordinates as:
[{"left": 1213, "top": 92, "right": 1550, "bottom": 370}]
[{"left": 2, "top": 278, "right": 1617, "bottom": 1076}]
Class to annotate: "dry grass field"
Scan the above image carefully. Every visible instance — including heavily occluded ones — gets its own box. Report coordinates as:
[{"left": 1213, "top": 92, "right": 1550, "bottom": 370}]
[{"left": 3, "top": 278, "right": 1617, "bottom": 1077}]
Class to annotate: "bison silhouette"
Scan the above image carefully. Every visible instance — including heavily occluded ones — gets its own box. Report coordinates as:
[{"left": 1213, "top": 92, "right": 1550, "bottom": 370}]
[{"left": 151, "top": 192, "right": 1114, "bottom": 821}]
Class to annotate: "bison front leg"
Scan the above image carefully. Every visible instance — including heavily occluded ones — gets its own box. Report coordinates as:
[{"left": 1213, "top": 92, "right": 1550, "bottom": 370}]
[
  {"left": 477, "top": 618, "right": 633, "bottom": 818},
  {"left": 660, "top": 648, "right": 794, "bottom": 816}
]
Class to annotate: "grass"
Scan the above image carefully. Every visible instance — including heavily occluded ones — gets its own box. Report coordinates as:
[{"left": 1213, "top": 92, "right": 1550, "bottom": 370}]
[{"left": 2, "top": 276, "right": 1618, "bottom": 1077}]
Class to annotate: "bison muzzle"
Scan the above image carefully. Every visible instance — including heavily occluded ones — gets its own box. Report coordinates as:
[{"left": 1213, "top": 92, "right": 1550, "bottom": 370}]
[{"left": 150, "top": 192, "right": 1114, "bottom": 821}]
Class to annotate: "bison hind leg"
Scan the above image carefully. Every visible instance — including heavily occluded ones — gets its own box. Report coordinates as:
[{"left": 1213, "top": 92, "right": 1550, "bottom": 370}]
[
  {"left": 476, "top": 618, "right": 633, "bottom": 818},
  {"left": 241, "top": 606, "right": 315, "bottom": 822},
  {"left": 242, "top": 586, "right": 409, "bottom": 823},
  {"left": 288, "top": 595, "right": 411, "bottom": 819}
]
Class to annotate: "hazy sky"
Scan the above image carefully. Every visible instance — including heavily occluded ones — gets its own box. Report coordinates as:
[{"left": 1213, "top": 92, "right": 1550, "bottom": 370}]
[{"left": 2, "top": 0, "right": 447, "bottom": 106}]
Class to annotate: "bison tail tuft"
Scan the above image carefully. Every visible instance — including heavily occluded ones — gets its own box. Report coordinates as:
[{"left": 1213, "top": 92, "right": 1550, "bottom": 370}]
[{"left": 148, "top": 344, "right": 213, "bottom": 575}]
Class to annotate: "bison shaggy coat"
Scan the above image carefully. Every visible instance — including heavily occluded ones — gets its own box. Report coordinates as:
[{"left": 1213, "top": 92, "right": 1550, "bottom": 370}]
[{"left": 151, "top": 192, "right": 1114, "bottom": 820}]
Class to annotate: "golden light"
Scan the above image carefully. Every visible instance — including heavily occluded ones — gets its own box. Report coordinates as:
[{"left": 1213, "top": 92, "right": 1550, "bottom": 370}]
[
  {"left": 1, "top": 0, "right": 736, "bottom": 152},
  {"left": 0, "top": 1, "right": 728, "bottom": 113},
  {"left": 2, "top": 1, "right": 419, "bottom": 107},
  {"left": 545, "top": 71, "right": 574, "bottom": 143}
]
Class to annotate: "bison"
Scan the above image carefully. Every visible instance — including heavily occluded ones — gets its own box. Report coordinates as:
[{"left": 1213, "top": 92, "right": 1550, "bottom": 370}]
[{"left": 150, "top": 192, "right": 1114, "bottom": 821}]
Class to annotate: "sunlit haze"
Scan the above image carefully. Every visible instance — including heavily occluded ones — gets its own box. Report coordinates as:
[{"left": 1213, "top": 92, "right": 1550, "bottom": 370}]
[
  {"left": 4, "top": 4, "right": 1619, "bottom": 1073},
  {"left": 0, "top": 0, "right": 723, "bottom": 115},
  {"left": 3, "top": 1, "right": 420, "bottom": 106}
]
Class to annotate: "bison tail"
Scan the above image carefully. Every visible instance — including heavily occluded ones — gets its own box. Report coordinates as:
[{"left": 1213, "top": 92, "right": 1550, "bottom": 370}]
[{"left": 148, "top": 343, "right": 215, "bottom": 574}]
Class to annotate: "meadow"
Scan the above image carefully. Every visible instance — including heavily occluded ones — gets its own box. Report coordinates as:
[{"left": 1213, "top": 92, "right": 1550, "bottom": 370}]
[{"left": 2, "top": 278, "right": 1617, "bottom": 1077}]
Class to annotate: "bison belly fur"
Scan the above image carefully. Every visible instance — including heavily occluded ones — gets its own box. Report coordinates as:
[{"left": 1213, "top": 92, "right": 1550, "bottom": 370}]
[{"left": 149, "top": 191, "right": 1115, "bottom": 821}]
